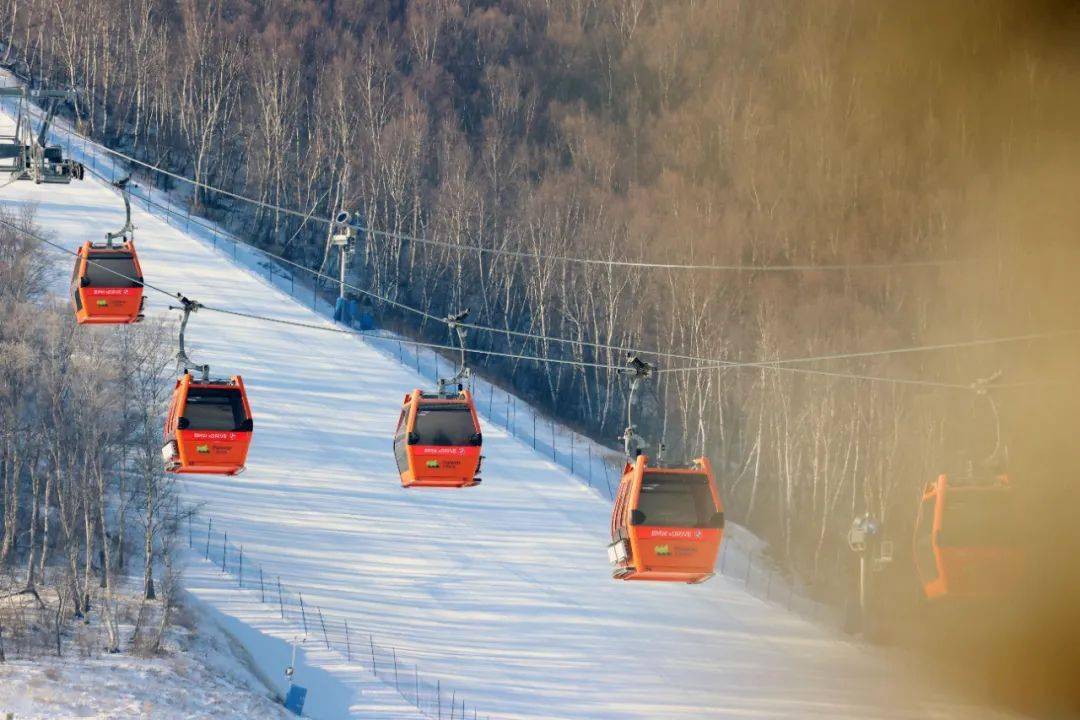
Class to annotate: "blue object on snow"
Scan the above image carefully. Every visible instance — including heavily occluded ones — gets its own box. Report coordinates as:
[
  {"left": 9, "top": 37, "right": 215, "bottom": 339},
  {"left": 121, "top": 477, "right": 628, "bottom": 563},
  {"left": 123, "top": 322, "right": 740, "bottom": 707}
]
[{"left": 284, "top": 685, "right": 307, "bottom": 715}]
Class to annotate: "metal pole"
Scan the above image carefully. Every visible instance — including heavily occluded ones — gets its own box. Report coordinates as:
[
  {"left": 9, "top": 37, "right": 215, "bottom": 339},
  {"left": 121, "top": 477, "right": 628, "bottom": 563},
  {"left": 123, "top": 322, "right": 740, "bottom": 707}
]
[
  {"left": 369, "top": 635, "right": 376, "bottom": 673},
  {"left": 344, "top": 619, "right": 352, "bottom": 661},
  {"left": 205, "top": 519, "right": 211, "bottom": 559},
  {"left": 393, "top": 647, "right": 400, "bottom": 689},
  {"left": 339, "top": 244, "right": 347, "bottom": 300},
  {"left": 859, "top": 553, "right": 867, "bottom": 627},
  {"left": 298, "top": 592, "right": 308, "bottom": 635},
  {"left": 277, "top": 577, "right": 285, "bottom": 619},
  {"left": 318, "top": 607, "right": 330, "bottom": 650},
  {"left": 570, "top": 432, "right": 575, "bottom": 474},
  {"left": 238, "top": 545, "right": 243, "bottom": 587},
  {"left": 221, "top": 531, "right": 227, "bottom": 572},
  {"left": 588, "top": 444, "right": 593, "bottom": 486},
  {"left": 260, "top": 567, "right": 265, "bottom": 602}
]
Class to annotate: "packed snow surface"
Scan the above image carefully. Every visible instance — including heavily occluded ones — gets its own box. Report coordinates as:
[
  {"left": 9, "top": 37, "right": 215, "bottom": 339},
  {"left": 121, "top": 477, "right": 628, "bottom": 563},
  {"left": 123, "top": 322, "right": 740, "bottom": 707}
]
[{"left": 0, "top": 107, "right": 1019, "bottom": 720}]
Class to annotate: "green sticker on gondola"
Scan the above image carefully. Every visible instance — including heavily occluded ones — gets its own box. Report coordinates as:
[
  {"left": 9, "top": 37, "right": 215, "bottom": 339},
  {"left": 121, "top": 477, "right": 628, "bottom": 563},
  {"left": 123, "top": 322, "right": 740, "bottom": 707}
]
[
  {"left": 426, "top": 460, "right": 440, "bottom": 468},
  {"left": 96, "top": 300, "right": 108, "bottom": 306},
  {"left": 196, "top": 444, "right": 210, "bottom": 454},
  {"left": 656, "top": 545, "right": 671, "bottom": 556}
]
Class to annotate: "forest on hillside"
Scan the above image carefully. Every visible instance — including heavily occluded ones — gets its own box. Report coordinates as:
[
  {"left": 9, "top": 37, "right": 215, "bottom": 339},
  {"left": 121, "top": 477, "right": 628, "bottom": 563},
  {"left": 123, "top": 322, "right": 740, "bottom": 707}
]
[
  {"left": 1, "top": 0, "right": 1078, "bottom": 645},
  {"left": 0, "top": 208, "right": 184, "bottom": 656}
]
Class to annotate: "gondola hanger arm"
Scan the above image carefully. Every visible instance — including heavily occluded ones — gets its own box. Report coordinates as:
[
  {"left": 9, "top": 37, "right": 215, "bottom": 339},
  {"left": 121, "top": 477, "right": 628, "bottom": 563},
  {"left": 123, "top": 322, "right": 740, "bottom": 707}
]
[{"left": 169, "top": 295, "right": 210, "bottom": 382}]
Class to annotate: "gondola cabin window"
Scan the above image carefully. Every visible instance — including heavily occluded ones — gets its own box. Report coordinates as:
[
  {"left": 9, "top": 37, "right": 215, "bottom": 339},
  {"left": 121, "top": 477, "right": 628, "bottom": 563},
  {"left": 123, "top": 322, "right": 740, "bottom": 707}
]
[
  {"left": 414, "top": 404, "right": 477, "bottom": 446},
  {"left": 939, "top": 490, "right": 1013, "bottom": 547},
  {"left": 184, "top": 387, "right": 248, "bottom": 431},
  {"left": 638, "top": 472, "right": 718, "bottom": 528},
  {"left": 84, "top": 253, "right": 140, "bottom": 287}
]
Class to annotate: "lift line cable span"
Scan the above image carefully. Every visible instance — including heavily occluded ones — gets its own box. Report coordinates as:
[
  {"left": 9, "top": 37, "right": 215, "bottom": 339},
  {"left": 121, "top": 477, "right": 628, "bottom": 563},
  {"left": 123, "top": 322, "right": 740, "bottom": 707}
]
[
  {"left": 77, "top": 163, "right": 1080, "bottom": 380},
  {"left": 2, "top": 201, "right": 1072, "bottom": 392},
  {"left": 11, "top": 99, "right": 970, "bottom": 273}
]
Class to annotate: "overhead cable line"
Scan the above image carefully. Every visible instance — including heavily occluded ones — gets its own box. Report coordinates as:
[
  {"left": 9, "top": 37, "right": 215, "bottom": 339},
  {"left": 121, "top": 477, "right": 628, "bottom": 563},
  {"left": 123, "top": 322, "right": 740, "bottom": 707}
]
[
  {"left": 16, "top": 101, "right": 968, "bottom": 272},
  {"left": 1, "top": 212, "right": 1065, "bottom": 393},
  {"left": 82, "top": 164, "right": 1080, "bottom": 380}
]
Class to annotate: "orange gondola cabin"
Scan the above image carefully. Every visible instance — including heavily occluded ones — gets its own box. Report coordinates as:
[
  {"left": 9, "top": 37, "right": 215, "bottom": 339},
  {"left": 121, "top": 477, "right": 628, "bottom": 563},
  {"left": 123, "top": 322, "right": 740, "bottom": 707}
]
[
  {"left": 162, "top": 373, "right": 253, "bottom": 475},
  {"left": 913, "top": 473, "right": 1024, "bottom": 601},
  {"left": 393, "top": 389, "right": 482, "bottom": 488},
  {"left": 70, "top": 241, "right": 145, "bottom": 324},
  {"left": 609, "top": 455, "right": 724, "bottom": 584}
]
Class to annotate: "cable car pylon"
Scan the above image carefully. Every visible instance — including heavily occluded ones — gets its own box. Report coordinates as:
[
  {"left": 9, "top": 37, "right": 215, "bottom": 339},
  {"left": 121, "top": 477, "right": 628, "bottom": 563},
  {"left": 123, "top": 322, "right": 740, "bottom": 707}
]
[
  {"left": 393, "top": 309, "right": 484, "bottom": 488},
  {"left": 161, "top": 295, "right": 254, "bottom": 476},
  {"left": 608, "top": 355, "right": 724, "bottom": 584}
]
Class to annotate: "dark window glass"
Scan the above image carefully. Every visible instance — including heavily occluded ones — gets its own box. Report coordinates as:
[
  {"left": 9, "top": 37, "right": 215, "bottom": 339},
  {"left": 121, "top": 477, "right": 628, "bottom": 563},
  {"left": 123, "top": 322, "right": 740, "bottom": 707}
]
[
  {"left": 938, "top": 490, "right": 1013, "bottom": 547},
  {"left": 413, "top": 404, "right": 477, "bottom": 446},
  {"left": 183, "top": 387, "right": 246, "bottom": 431},
  {"left": 85, "top": 253, "right": 140, "bottom": 287},
  {"left": 637, "top": 472, "right": 716, "bottom": 528}
]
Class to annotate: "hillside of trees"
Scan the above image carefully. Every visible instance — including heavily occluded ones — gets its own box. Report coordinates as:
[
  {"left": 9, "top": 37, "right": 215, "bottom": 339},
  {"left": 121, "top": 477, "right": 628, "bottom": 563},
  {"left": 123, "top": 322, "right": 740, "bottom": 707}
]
[
  {"left": 0, "top": 208, "right": 184, "bottom": 656},
  {"left": 2, "top": 1, "right": 1079, "bottom": 709}
]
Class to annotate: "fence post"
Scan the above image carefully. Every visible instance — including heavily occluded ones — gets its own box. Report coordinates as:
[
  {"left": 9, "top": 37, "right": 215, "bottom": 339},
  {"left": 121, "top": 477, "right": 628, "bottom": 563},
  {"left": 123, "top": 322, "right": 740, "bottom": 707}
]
[
  {"left": 488, "top": 384, "right": 493, "bottom": 414},
  {"left": 504, "top": 394, "right": 510, "bottom": 430},
  {"left": 221, "top": 532, "right": 227, "bottom": 572},
  {"left": 318, "top": 607, "right": 330, "bottom": 650},
  {"left": 259, "top": 567, "right": 265, "bottom": 602},
  {"left": 451, "top": 692, "right": 456, "bottom": 720},
  {"left": 313, "top": 282, "right": 317, "bottom": 310},
  {"left": 588, "top": 444, "right": 593, "bottom": 486},
  {"left": 532, "top": 412, "right": 536, "bottom": 449},
  {"left": 393, "top": 647, "right": 400, "bottom": 690},
  {"left": 238, "top": 545, "right": 243, "bottom": 587},
  {"left": 205, "top": 518, "right": 211, "bottom": 559},
  {"left": 415, "top": 665, "right": 420, "bottom": 709},
  {"left": 188, "top": 513, "right": 192, "bottom": 549},
  {"left": 369, "top": 635, "right": 376, "bottom": 673},
  {"left": 437, "top": 680, "right": 442, "bottom": 720},
  {"left": 551, "top": 420, "right": 556, "bottom": 461},
  {"left": 277, "top": 577, "right": 285, "bottom": 619},
  {"left": 344, "top": 619, "right": 352, "bottom": 661},
  {"left": 298, "top": 592, "right": 308, "bottom": 636},
  {"left": 570, "top": 432, "right": 575, "bottom": 474}
]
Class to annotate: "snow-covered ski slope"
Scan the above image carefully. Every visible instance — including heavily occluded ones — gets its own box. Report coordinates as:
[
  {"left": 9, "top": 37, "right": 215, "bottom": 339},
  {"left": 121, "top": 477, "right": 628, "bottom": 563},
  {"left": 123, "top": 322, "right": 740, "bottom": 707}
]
[{"left": 0, "top": 112, "right": 1017, "bottom": 720}]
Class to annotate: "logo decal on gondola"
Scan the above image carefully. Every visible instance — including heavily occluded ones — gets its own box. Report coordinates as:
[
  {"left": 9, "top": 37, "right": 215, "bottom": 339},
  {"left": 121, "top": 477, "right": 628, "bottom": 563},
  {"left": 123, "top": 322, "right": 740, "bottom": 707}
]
[
  {"left": 426, "top": 460, "right": 440, "bottom": 468},
  {"left": 90, "top": 288, "right": 135, "bottom": 296},
  {"left": 656, "top": 545, "right": 671, "bottom": 556},
  {"left": 96, "top": 299, "right": 108, "bottom": 306},
  {"left": 419, "top": 447, "right": 467, "bottom": 456},
  {"left": 649, "top": 529, "right": 693, "bottom": 539},
  {"left": 196, "top": 444, "right": 210, "bottom": 454},
  {"left": 192, "top": 432, "right": 238, "bottom": 440}
]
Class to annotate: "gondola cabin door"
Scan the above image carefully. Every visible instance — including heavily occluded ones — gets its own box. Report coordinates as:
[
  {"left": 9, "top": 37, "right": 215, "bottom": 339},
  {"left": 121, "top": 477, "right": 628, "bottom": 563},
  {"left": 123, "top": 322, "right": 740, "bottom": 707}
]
[
  {"left": 913, "top": 474, "right": 1024, "bottom": 601},
  {"left": 609, "top": 455, "right": 724, "bottom": 583},
  {"left": 394, "top": 389, "right": 482, "bottom": 488},
  {"left": 162, "top": 374, "right": 253, "bottom": 476}
]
